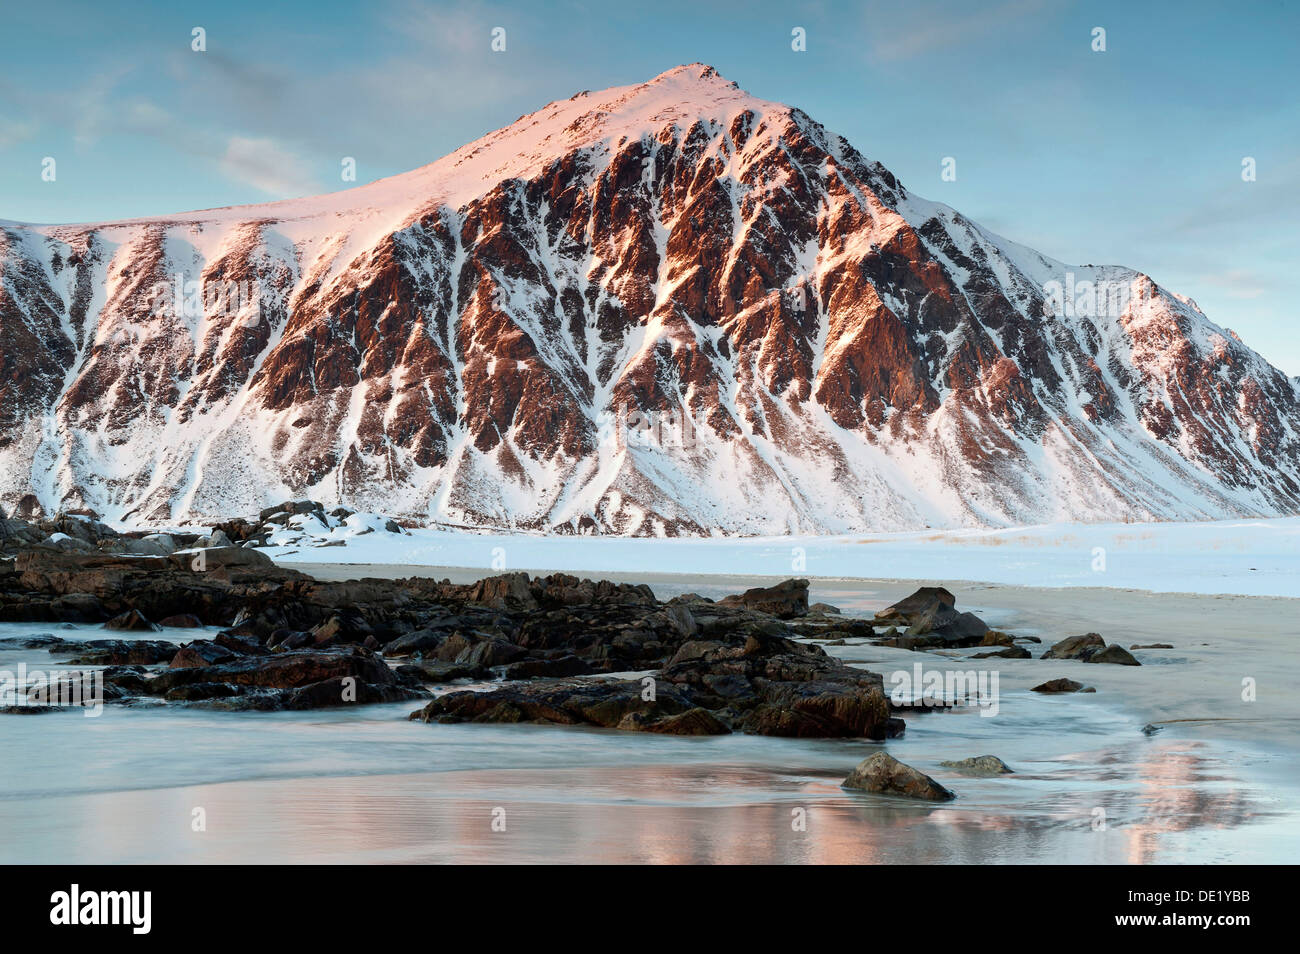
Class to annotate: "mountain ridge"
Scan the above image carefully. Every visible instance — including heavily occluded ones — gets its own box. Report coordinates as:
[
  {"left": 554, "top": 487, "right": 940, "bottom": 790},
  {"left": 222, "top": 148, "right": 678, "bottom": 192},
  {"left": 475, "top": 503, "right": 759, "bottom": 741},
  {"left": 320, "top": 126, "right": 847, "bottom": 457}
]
[{"left": 2, "top": 63, "right": 1297, "bottom": 533}]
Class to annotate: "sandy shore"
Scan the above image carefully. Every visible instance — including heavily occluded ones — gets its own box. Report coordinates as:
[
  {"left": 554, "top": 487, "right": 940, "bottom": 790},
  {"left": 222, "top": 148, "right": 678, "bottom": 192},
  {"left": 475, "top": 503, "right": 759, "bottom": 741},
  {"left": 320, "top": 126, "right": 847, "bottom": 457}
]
[{"left": 3, "top": 563, "right": 1294, "bottom": 863}]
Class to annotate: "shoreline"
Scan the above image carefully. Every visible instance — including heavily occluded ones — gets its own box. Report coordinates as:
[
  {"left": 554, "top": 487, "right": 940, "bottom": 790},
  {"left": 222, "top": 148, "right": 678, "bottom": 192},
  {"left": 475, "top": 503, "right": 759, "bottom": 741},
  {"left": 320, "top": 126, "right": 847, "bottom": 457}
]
[
  {"left": 0, "top": 554, "right": 1294, "bottom": 863},
  {"left": 280, "top": 560, "right": 1300, "bottom": 603}
]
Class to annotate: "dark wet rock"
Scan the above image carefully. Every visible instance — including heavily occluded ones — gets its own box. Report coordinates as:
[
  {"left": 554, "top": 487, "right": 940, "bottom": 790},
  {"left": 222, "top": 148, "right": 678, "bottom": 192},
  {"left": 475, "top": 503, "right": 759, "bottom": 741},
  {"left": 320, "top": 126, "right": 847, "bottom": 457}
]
[
  {"left": 157, "top": 614, "right": 203, "bottom": 628},
  {"left": 466, "top": 572, "right": 538, "bottom": 611},
  {"left": 620, "top": 706, "right": 730, "bottom": 735},
  {"left": 436, "top": 633, "right": 528, "bottom": 667},
  {"left": 807, "top": 602, "right": 841, "bottom": 615},
  {"left": 842, "top": 752, "right": 955, "bottom": 801},
  {"left": 929, "top": 611, "right": 990, "bottom": 643},
  {"left": 394, "top": 660, "right": 489, "bottom": 684},
  {"left": 871, "top": 586, "right": 990, "bottom": 648},
  {"left": 1131, "top": 643, "right": 1174, "bottom": 650},
  {"left": 417, "top": 627, "right": 906, "bottom": 739},
  {"left": 1, "top": 704, "right": 61, "bottom": 714},
  {"left": 62, "top": 639, "right": 178, "bottom": 665},
  {"left": 1041, "top": 632, "right": 1140, "bottom": 665},
  {"left": 414, "top": 678, "right": 694, "bottom": 729},
  {"left": 875, "top": 587, "right": 956, "bottom": 625},
  {"left": 970, "top": 644, "right": 1031, "bottom": 659},
  {"left": 1088, "top": 644, "right": 1141, "bottom": 666},
  {"left": 1, "top": 552, "right": 1042, "bottom": 730},
  {"left": 214, "top": 631, "right": 269, "bottom": 656},
  {"left": 939, "top": 755, "right": 1014, "bottom": 775},
  {"left": 502, "top": 655, "right": 592, "bottom": 680},
  {"left": 718, "top": 578, "right": 809, "bottom": 618},
  {"left": 1, "top": 549, "right": 305, "bottom": 627},
  {"left": 165, "top": 682, "right": 240, "bottom": 701},
  {"left": 381, "top": 625, "right": 454, "bottom": 656},
  {"left": 1041, "top": 633, "right": 1106, "bottom": 661},
  {"left": 980, "top": 630, "right": 1015, "bottom": 647},
  {"left": 790, "top": 616, "right": 876, "bottom": 640},
  {"left": 1031, "top": 677, "right": 1093, "bottom": 693},
  {"left": 309, "top": 611, "right": 374, "bottom": 647},
  {"left": 664, "top": 602, "right": 699, "bottom": 637},
  {"left": 104, "top": 609, "right": 160, "bottom": 632},
  {"left": 129, "top": 647, "right": 428, "bottom": 711},
  {"left": 1142, "top": 723, "right": 1163, "bottom": 735},
  {"left": 274, "top": 677, "right": 425, "bottom": 710},
  {"left": 148, "top": 648, "right": 399, "bottom": 693},
  {"left": 102, "top": 665, "right": 150, "bottom": 694},
  {"left": 0, "top": 633, "right": 67, "bottom": 650},
  {"left": 169, "top": 641, "right": 242, "bottom": 668}
]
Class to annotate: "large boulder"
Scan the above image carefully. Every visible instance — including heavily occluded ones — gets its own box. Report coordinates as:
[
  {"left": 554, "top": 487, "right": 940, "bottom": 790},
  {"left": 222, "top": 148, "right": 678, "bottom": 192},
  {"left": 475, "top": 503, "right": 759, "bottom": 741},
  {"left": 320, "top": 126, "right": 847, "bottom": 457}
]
[
  {"left": 104, "top": 609, "right": 160, "bottom": 632},
  {"left": 1042, "top": 633, "right": 1106, "bottom": 661},
  {"left": 1088, "top": 644, "right": 1140, "bottom": 666},
  {"left": 718, "top": 578, "right": 809, "bottom": 618},
  {"left": 842, "top": 752, "right": 956, "bottom": 801},
  {"left": 875, "top": 586, "right": 956, "bottom": 625},
  {"left": 939, "top": 755, "right": 1014, "bottom": 775},
  {"left": 467, "top": 572, "right": 538, "bottom": 611},
  {"left": 873, "top": 586, "right": 989, "bottom": 646},
  {"left": 1031, "top": 677, "right": 1093, "bottom": 693},
  {"left": 1042, "top": 633, "right": 1140, "bottom": 666}
]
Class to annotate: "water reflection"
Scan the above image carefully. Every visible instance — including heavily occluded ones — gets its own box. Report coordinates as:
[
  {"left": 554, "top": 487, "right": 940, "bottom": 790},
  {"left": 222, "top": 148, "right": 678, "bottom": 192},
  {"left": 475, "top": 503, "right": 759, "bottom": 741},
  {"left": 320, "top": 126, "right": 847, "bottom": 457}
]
[{"left": 0, "top": 735, "right": 1288, "bottom": 864}]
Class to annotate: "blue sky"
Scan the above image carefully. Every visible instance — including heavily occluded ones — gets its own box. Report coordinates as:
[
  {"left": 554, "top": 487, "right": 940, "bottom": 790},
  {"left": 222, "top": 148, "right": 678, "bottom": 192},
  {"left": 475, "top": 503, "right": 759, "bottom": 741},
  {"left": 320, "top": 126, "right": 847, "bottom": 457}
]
[{"left": 2, "top": 0, "right": 1296, "bottom": 373}]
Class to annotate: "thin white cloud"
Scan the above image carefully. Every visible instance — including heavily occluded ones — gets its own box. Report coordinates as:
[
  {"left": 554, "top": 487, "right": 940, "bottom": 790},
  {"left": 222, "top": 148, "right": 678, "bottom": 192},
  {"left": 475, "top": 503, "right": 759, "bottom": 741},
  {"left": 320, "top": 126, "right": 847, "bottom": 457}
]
[
  {"left": 0, "top": 117, "right": 35, "bottom": 149},
  {"left": 868, "top": 0, "right": 1055, "bottom": 62},
  {"left": 218, "top": 136, "right": 319, "bottom": 196}
]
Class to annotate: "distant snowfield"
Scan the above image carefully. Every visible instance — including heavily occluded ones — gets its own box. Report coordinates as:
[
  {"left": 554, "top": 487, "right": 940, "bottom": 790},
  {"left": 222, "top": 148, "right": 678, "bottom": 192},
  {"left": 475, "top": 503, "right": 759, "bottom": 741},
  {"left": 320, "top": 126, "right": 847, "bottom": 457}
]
[{"left": 258, "top": 516, "right": 1300, "bottom": 599}]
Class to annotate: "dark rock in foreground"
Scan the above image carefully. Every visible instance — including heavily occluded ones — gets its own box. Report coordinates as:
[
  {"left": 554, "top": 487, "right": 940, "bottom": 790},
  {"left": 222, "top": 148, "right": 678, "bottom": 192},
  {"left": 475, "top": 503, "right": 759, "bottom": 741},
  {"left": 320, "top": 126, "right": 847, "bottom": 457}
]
[
  {"left": 842, "top": 752, "right": 956, "bottom": 801},
  {"left": 2, "top": 548, "right": 916, "bottom": 725},
  {"left": 414, "top": 629, "right": 904, "bottom": 739}
]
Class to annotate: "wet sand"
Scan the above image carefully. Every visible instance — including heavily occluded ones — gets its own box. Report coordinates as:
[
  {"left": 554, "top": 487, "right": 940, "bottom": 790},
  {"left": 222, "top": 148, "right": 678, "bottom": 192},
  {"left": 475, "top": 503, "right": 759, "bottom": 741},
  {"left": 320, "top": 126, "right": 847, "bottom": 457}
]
[{"left": 2, "top": 565, "right": 1295, "bottom": 863}]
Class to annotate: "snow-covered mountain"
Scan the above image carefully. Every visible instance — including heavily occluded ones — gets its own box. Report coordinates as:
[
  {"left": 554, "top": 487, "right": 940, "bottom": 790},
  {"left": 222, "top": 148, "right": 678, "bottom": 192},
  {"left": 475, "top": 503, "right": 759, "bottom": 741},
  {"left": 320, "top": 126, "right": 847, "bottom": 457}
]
[{"left": 2, "top": 64, "right": 1298, "bottom": 534}]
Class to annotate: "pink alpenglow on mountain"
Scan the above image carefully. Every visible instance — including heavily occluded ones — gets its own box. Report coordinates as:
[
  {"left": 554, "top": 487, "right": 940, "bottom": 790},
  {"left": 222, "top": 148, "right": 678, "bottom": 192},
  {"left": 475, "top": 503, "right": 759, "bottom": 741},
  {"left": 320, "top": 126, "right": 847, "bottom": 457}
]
[{"left": 1, "top": 65, "right": 1297, "bottom": 534}]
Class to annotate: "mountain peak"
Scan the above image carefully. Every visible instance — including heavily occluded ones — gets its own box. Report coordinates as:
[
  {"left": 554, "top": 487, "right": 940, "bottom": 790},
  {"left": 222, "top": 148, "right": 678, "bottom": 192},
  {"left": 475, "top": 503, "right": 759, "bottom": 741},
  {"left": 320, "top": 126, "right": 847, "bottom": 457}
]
[{"left": 644, "top": 62, "right": 733, "bottom": 87}]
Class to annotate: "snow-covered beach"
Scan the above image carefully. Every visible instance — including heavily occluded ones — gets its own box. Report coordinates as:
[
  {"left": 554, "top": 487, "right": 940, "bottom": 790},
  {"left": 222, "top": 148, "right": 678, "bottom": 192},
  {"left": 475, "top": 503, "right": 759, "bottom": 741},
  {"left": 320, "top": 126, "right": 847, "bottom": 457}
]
[{"left": 260, "top": 514, "right": 1300, "bottom": 599}]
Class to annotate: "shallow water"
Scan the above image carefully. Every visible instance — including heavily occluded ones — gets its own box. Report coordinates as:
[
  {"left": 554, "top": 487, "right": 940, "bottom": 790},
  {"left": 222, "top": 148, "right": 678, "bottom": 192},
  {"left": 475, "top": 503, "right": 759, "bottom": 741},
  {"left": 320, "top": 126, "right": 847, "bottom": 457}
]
[{"left": 0, "top": 586, "right": 1296, "bottom": 864}]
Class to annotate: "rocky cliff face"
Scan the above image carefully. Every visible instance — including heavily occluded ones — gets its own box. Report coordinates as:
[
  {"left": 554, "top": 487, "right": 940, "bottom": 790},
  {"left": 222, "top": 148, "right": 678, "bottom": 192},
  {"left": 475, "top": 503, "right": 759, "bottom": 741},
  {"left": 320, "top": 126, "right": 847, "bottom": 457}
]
[{"left": 2, "top": 64, "right": 1298, "bottom": 533}]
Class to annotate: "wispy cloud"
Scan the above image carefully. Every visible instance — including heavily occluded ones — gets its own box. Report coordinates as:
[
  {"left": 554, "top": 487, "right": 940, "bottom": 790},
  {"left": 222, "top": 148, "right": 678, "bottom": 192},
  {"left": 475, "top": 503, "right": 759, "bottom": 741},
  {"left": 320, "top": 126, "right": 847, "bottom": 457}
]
[
  {"left": 0, "top": 117, "right": 35, "bottom": 149},
  {"left": 219, "top": 136, "right": 319, "bottom": 196},
  {"left": 867, "top": 0, "right": 1056, "bottom": 62}
]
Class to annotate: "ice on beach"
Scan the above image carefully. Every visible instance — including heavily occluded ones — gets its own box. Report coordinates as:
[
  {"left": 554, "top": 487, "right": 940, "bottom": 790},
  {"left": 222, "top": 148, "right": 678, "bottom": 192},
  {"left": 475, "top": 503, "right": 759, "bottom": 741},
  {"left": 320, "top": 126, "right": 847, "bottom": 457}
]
[{"left": 257, "top": 515, "right": 1300, "bottom": 598}]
